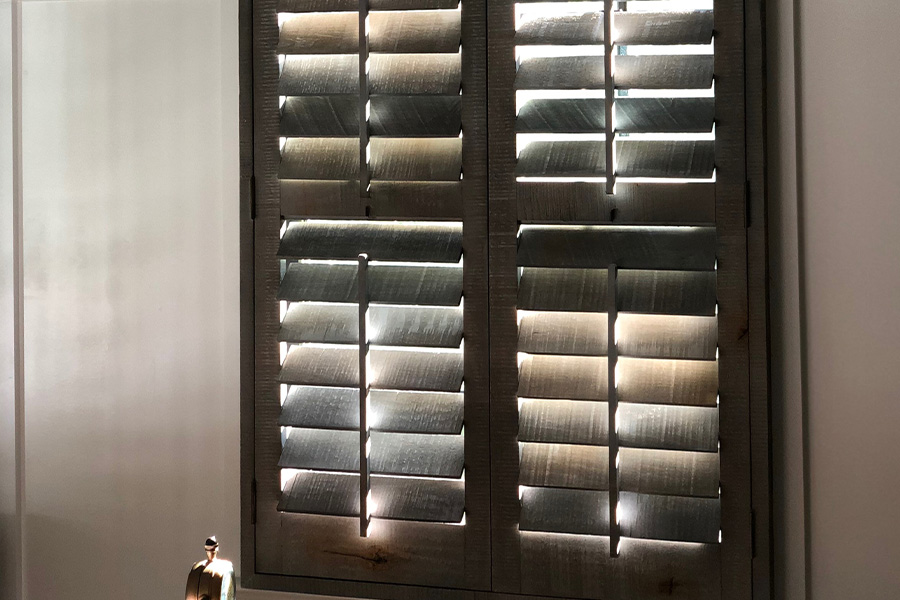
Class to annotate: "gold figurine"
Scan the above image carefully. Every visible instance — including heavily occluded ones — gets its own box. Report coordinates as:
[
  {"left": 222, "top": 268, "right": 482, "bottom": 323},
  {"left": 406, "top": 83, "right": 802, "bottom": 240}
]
[{"left": 186, "top": 536, "right": 236, "bottom": 600}]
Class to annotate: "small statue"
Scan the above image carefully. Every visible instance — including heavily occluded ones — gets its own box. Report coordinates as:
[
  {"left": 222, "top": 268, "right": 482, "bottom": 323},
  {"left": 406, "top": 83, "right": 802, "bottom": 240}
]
[{"left": 185, "top": 536, "right": 236, "bottom": 600}]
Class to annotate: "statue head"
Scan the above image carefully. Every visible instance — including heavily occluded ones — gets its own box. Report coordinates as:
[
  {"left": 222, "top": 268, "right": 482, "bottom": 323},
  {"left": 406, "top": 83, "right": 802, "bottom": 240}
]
[{"left": 204, "top": 536, "right": 219, "bottom": 563}]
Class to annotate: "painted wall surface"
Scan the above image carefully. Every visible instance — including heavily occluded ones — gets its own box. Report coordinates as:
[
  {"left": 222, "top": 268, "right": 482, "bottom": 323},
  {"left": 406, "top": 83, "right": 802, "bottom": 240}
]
[{"left": 792, "top": 1, "right": 900, "bottom": 598}]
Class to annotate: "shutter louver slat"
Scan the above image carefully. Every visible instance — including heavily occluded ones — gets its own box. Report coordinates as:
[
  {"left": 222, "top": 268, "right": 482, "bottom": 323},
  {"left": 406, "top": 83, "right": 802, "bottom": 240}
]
[
  {"left": 514, "top": 11, "right": 713, "bottom": 46},
  {"left": 281, "top": 96, "right": 359, "bottom": 137},
  {"left": 277, "top": 0, "right": 461, "bottom": 11},
  {"left": 519, "top": 443, "right": 609, "bottom": 490},
  {"left": 515, "top": 55, "right": 713, "bottom": 90},
  {"left": 516, "top": 97, "right": 714, "bottom": 134},
  {"left": 370, "top": 97, "right": 462, "bottom": 137},
  {"left": 280, "top": 386, "right": 465, "bottom": 434},
  {"left": 279, "top": 429, "right": 465, "bottom": 478},
  {"left": 279, "top": 55, "right": 359, "bottom": 95},
  {"left": 517, "top": 354, "right": 608, "bottom": 400},
  {"left": 369, "top": 11, "right": 461, "bottom": 54},
  {"left": 519, "top": 487, "right": 610, "bottom": 536},
  {"left": 278, "top": 471, "right": 466, "bottom": 523},
  {"left": 279, "top": 138, "right": 359, "bottom": 180},
  {"left": 370, "top": 138, "right": 463, "bottom": 181},
  {"left": 369, "top": 55, "right": 461, "bottom": 95}
]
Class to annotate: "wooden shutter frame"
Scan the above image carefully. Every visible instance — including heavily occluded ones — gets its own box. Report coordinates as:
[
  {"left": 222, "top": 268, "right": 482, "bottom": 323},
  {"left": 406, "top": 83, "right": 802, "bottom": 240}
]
[{"left": 238, "top": 0, "right": 772, "bottom": 597}]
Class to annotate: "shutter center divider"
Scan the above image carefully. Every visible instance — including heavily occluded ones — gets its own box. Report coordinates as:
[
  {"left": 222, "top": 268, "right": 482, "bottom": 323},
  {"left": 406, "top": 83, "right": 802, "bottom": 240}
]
[
  {"left": 608, "top": 263, "right": 620, "bottom": 557},
  {"left": 603, "top": 0, "right": 617, "bottom": 195},
  {"left": 358, "top": 253, "right": 371, "bottom": 537},
  {"left": 358, "top": 0, "right": 371, "bottom": 200}
]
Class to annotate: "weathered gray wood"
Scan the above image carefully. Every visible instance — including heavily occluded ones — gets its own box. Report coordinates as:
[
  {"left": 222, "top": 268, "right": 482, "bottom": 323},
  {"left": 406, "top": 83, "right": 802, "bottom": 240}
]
[
  {"left": 514, "top": 11, "right": 712, "bottom": 46},
  {"left": 518, "top": 399, "right": 718, "bottom": 452},
  {"left": 370, "top": 11, "right": 461, "bottom": 54},
  {"left": 279, "top": 429, "right": 465, "bottom": 478},
  {"left": 518, "top": 399, "right": 609, "bottom": 446},
  {"left": 279, "top": 180, "right": 463, "bottom": 219},
  {"left": 370, "top": 97, "right": 461, "bottom": 137},
  {"left": 516, "top": 180, "right": 715, "bottom": 224},
  {"left": 517, "top": 225, "right": 716, "bottom": 270},
  {"left": 519, "top": 487, "right": 609, "bottom": 536},
  {"left": 278, "top": 262, "right": 463, "bottom": 306},
  {"left": 277, "top": 0, "right": 460, "bottom": 10},
  {"left": 517, "top": 312, "right": 716, "bottom": 359},
  {"left": 516, "top": 139, "right": 715, "bottom": 179},
  {"left": 517, "top": 311, "right": 607, "bottom": 356},
  {"left": 279, "top": 345, "right": 463, "bottom": 391},
  {"left": 518, "top": 268, "right": 609, "bottom": 313},
  {"left": 618, "top": 313, "right": 717, "bottom": 360},
  {"left": 370, "top": 54, "right": 461, "bottom": 95},
  {"left": 516, "top": 97, "right": 714, "bottom": 135},
  {"left": 619, "top": 492, "right": 720, "bottom": 544},
  {"left": 619, "top": 447, "right": 719, "bottom": 498},
  {"left": 280, "top": 303, "right": 464, "bottom": 348},
  {"left": 279, "top": 220, "right": 462, "bottom": 262},
  {"left": 279, "top": 55, "right": 359, "bottom": 95},
  {"left": 370, "top": 138, "right": 462, "bottom": 181},
  {"left": 280, "top": 386, "right": 464, "bottom": 434},
  {"left": 281, "top": 96, "right": 358, "bottom": 137},
  {"left": 278, "top": 12, "right": 358, "bottom": 54},
  {"left": 619, "top": 404, "right": 719, "bottom": 453},
  {"left": 618, "top": 140, "right": 716, "bottom": 179},
  {"left": 372, "top": 348, "right": 464, "bottom": 392},
  {"left": 518, "top": 442, "right": 608, "bottom": 490},
  {"left": 515, "top": 55, "right": 713, "bottom": 90},
  {"left": 278, "top": 137, "right": 359, "bottom": 180},
  {"left": 517, "top": 354, "right": 607, "bottom": 401},
  {"left": 617, "top": 269, "right": 717, "bottom": 316},
  {"left": 617, "top": 356, "right": 719, "bottom": 406}
]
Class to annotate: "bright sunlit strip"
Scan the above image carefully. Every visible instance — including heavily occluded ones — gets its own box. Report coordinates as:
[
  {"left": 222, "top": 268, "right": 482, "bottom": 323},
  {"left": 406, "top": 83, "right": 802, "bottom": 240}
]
[
  {"left": 517, "top": 133, "right": 605, "bottom": 157},
  {"left": 619, "top": 86, "right": 714, "bottom": 98},
  {"left": 515, "top": 1, "right": 603, "bottom": 30},
  {"left": 516, "top": 45, "right": 605, "bottom": 60},
  {"left": 516, "top": 89, "right": 605, "bottom": 113},
  {"left": 619, "top": 131, "right": 715, "bottom": 141},
  {"left": 624, "top": 0, "right": 713, "bottom": 11},
  {"left": 517, "top": 176, "right": 608, "bottom": 183},
  {"left": 621, "top": 44, "right": 714, "bottom": 56},
  {"left": 280, "top": 468, "right": 301, "bottom": 491}
]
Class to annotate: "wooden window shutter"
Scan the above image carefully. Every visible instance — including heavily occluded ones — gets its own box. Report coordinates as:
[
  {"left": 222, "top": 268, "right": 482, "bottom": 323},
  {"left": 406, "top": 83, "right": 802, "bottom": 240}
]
[
  {"left": 243, "top": 0, "right": 767, "bottom": 597},
  {"left": 487, "top": 0, "right": 754, "bottom": 598},
  {"left": 247, "top": 0, "right": 491, "bottom": 592}
]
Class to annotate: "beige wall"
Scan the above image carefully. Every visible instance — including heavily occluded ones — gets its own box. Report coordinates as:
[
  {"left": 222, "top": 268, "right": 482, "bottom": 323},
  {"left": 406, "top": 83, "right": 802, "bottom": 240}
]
[{"left": 4, "top": 0, "right": 900, "bottom": 598}]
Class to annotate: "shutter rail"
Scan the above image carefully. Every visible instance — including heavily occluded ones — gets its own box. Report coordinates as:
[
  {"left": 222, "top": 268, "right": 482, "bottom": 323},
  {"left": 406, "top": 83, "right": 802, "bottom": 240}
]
[{"left": 358, "top": 253, "right": 371, "bottom": 536}]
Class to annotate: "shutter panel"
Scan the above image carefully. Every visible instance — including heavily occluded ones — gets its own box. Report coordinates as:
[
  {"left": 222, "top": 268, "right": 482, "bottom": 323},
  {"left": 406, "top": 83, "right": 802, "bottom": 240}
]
[
  {"left": 251, "top": 0, "right": 490, "bottom": 591},
  {"left": 488, "top": 0, "right": 748, "bottom": 598}
]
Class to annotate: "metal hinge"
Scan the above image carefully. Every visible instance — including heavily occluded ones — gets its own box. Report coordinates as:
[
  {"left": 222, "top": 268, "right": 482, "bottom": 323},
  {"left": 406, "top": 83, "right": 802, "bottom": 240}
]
[{"left": 250, "top": 479, "right": 258, "bottom": 525}]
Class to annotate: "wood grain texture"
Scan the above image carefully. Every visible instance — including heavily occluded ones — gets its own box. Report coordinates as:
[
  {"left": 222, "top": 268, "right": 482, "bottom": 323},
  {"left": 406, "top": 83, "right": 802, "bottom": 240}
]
[
  {"left": 280, "top": 428, "right": 465, "bottom": 478},
  {"left": 370, "top": 138, "right": 463, "bottom": 181},
  {"left": 619, "top": 492, "right": 720, "bottom": 544},
  {"left": 514, "top": 11, "right": 712, "bottom": 46},
  {"left": 278, "top": 12, "right": 358, "bottom": 54},
  {"left": 515, "top": 55, "right": 713, "bottom": 90},
  {"left": 278, "top": 262, "right": 464, "bottom": 306},
  {"left": 370, "top": 10, "right": 461, "bottom": 54},
  {"left": 517, "top": 311, "right": 607, "bottom": 356},
  {"left": 619, "top": 447, "right": 719, "bottom": 498},
  {"left": 281, "top": 96, "right": 359, "bottom": 137},
  {"left": 279, "top": 220, "right": 462, "bottom": 262},
  {"left": 518, "top": 399, "right": 609, "bottom": 446},
  {"left": 279, "top": 137, "right": 359, "bottom": 180},
  {"left": 280, "top": 386, "right": 465, "bottom": 434},
  {"left": 370, "top": 97, "right": 462, "bottom": 137},
  {"left": 370, "top": 54, "right": 461, "bottom": 95},
  {"left": 516, "top": 97, "right": 714, "bottom": 135},
  {"left": 517, "top": 225, "right": 716, "bottom": 270},
  {"left": 617, "top": 356, "right": 719, "bottom": 406},
  {"left": 517, "top": 354, "right": 608, "bottom": 401},
  {"left": 617, "top": 313, "right": 717, "bottom": 360},
  {"left": 277, "top": 0, "right": 461, "bottom": 11},
  {"left": 280, "top": 55, "right": 359, "bottom": 95},
  {"left": 280, "top": 180, "right": 464, "bottom": 219},
  {"left": 518, "top": 442, "right": 609, "bottom": 490},
  {"left": 280, "top": 303, "right": 464, "bottom": 348},
  {"left": 519, "top": 487, "right": 610, "bottom": 535}
]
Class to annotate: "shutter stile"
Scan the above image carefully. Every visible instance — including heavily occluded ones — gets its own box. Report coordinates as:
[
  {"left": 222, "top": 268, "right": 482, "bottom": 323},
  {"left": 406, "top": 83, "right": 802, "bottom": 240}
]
[
  {"left": 512, "top": 0, "right": 722, "bottom": 555},
  {"left": 274, "top": 0, "right": 470, "bottom": 531}
]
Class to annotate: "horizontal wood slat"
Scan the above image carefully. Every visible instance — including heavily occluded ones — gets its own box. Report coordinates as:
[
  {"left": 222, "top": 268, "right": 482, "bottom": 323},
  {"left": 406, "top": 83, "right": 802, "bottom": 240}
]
[
  {"left": 277, "top": 0, "right": 461, "bottom": 11},
  {"left": 517, "top": 225, "right": 716, "bottom": 270},
  {"left": 281, "top": 96, "right": 358, "bottom": 137},
  {"left": 279, "top": 262, "right": 463, "bottom": 306},
  {"left": 279, "top": 220, "right": 462, "bottom": 262},
  {"left": 617, "top": 356, "right": 718, "bottom": 406},
  {"left": 370, "top": 97, "right": 462, "bottom": 137},
  {"left": 519, "top": 442, "right": 609, "bottom": 490},
  {"left": 279, "top": 137, "right": 358, "bottom": 180},
  {"left": 280, "top": 386, "right": 464, "bottom": 434},
  {"left": 279, "top": 471, "right": 466, "bottom": 523},
  {"left": 515, "top": 11, "right": 712, "bottom": 46},
  {"left": 279, "top": 429, "right": 465, "bottom": 478},
  {"left": 515, "top": 55, "right": 713, "bottom": 90},
  {"left": 519, "top": 487, "right": 610, "bottom": 536},
  {"left": 280, "top": 55, "right": 358, "bottom": 95},
  {"left": 519, "top": 400, "right": 718, "bottom": 452},
  {"left": 370, "top": 11, "right": 461, "bottom": 54},
  {"left": 280, "top": 180, "right": 463, "bottom": 219},
  {"left": 518, "top": 312, "right": 716, "bottom": 359},
  {"left": 516, "top": 140, "right": 715, "bottom": 179},
  {"left": 280, "top": 303, "right": 464, "bottom": 348},
  {"left": 518, "top": 354, "right": 607, "bottom": 400},
  {"left": 370, "top": 138, "right": 463, "bottom": 181},
  {"left": 279, "top": 345, "right": 464, "bottom": 392},
  {"left": 516, "top": 97, "right": 714, "bottom": 134},
  {"left": 520, "top": 489, "right": 720, "bottom": 543}
]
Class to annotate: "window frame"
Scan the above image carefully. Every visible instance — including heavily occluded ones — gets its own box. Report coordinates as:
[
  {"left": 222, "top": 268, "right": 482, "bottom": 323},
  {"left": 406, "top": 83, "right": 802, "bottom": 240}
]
[{"left": 238, "top": 0, "right": 772, "bottom": 597}]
